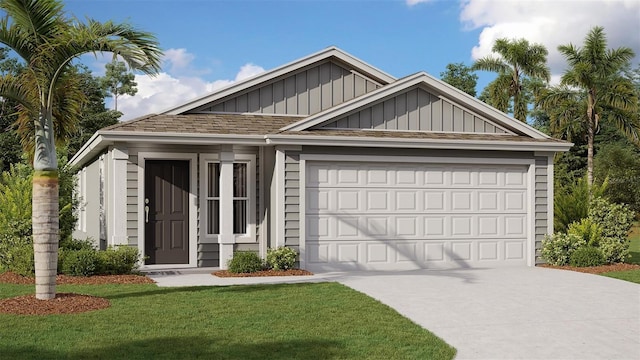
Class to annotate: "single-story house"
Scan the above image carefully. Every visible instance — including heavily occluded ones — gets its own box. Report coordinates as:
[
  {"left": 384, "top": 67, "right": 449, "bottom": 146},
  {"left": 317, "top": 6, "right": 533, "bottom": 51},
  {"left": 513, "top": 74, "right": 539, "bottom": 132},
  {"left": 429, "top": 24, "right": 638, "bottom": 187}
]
[{"left": 70, "top": 47, "right": 571, "bottom": 271}]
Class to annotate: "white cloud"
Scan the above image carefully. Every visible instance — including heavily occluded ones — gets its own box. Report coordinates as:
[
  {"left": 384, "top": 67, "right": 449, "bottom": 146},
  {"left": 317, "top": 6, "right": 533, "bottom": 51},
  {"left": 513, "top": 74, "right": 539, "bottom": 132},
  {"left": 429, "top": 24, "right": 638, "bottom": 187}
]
[
  {"left": 406, "top": 0, "right": 434, "bottom": 6},
  {"left": 117, "top": 53, "right": 265, "bottom": 120},
  {"left": 461, "top": 0, "right": 640, "bottom": 77}
]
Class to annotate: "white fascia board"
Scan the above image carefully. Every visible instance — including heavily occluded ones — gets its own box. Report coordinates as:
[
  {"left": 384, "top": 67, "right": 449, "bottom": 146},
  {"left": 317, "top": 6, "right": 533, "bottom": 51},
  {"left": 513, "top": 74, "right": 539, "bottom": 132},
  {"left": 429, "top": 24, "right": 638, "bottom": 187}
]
[
  {"left": 417, "top": 72, "right": 551, "bottom": 140},
  {"left": 162, "top": 47, "right": 396, "bottom": 115},
  {"left": 99, "top": 131, "right": 267, "bottom": 145},
  {"left": 266, "top": 134, "right": 573, "bottom": 153},
  {"left": 68, "top": 133, "right": 111, "bottom": 168},
  {"left": 282, "top": 73, "right": 427, "bottom": 131}
]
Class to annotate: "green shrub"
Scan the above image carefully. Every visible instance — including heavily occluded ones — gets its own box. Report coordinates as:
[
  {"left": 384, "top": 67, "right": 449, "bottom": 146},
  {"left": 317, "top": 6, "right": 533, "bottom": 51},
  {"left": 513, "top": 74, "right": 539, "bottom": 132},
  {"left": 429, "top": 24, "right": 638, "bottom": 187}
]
[
  {"left": 59, "top": 248, "right": 99, "bottom": 276},
  {"left": 97, "top": 246, "right": 141, "bottom": 275},
  {"left": 228, "top": 251, "right": 263, "bottom": 273},
  {"left": 569, "top": 247, "right": 605, "bottom": 267},
  {"left": 567, "top": 218, "right": 603, "bottom": 246},
  {"left": 266, "top": 247, "right": 297, "bottom": 271},
  {"left": 1, "top": 241, "right": 34, "bottom": 277},
  {"left": 541, "top": 233, "right": 586, "bottom": 266},
  {"left": 554, "top": 176, "right": 606, "bottom": 233},
  {"left": 598, "top": 237, "right": 630, "bottom": 264},
  {"left": 588, "top": 197, "right": 635, "bottom": 242},
  {"left": 60, "top": 237, "right": 95, "bottom": 251},
  {"left": 594, "top": 143, "right": 640, "bottom": 214}
]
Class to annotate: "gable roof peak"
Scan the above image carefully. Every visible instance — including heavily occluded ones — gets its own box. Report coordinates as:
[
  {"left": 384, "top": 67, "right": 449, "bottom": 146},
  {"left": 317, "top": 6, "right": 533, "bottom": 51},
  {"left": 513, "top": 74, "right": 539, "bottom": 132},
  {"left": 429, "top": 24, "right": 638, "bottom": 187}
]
[{"left": 162, "top": 47, "right": 396, "bottom": 115}]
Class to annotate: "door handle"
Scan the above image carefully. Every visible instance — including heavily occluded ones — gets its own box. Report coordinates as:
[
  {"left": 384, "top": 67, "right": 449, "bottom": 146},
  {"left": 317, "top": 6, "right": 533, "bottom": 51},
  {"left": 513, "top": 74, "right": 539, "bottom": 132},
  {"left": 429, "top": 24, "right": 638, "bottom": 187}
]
[{"left": 144, "top": 198, "right": 150, "bottom": 223}]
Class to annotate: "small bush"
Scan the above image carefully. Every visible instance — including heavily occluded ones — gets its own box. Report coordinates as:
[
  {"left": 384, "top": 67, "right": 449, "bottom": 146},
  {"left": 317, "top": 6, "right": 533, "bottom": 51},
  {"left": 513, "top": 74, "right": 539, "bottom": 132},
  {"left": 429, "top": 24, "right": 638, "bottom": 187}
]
[
  {"left": 541, "top": 233, "right": 586, "bottom": 266},
  {"left": 599, "top": 237, "right": 630, "bottom": 264},
  {"left": 228, "top": 251, "right": 263, "bottom": 273},
  {"left": 59, "top": 248, "right": 99, "bottom": 276},
  {"left": 567, "top": 218, "right": 603, "bottom": 246},
  {"left": 3, "top": 242, "right": 34, "bottom": 277},
  {"left": 569, "top": 247, "right": 605, "bottom": 267},
  {"left": 266, "top": 247, "right": 297, "bottom": 271},
  {"left": 97, "top": 246, "right": 141, "bottom": 275},
  {"left": 588, "top": 197, "right": 635, "bottom": 242},
  {"left": 60, "top": 237, "right": 95, "bottom": 251},
  {"left": 554, "top": 176, "right": 606, "bottom": 233}
]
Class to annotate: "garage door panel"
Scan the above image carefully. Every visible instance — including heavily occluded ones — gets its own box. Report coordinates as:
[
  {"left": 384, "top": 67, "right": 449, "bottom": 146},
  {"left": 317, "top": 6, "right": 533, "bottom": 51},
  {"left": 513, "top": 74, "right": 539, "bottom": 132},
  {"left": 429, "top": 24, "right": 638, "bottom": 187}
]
[{"left": 305, "top": 162, "right": 530, "bottom": 271}]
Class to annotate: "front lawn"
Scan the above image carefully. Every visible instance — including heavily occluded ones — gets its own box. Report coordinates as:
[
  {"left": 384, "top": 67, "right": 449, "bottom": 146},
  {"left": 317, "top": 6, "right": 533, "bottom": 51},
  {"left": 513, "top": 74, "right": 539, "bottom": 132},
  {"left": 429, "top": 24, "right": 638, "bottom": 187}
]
[{"left": 0, "top": 282, "right": 455, "bottom": 360}]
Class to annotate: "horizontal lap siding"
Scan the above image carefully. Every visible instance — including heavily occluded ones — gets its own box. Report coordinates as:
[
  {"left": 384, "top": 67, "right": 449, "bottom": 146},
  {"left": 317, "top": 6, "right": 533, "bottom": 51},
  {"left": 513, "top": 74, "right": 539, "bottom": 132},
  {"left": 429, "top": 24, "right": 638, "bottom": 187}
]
[
  {"left": 322, "top": 87, "right": 512, "bottom": 134},
  {"left": 127, "top": 156, "right": 138, "bottom": 246},
  {"left": 197, "top": 61, "right": 381, "bottom": 116},
  {"left": 198, "top": 243, "right": 219, "bottom": 267},
  {"left": 284, "top": 152, "right": 301, "bottom": 252},
  {"left": 535, "top": 157, "right": 548, "bottom": 263}
]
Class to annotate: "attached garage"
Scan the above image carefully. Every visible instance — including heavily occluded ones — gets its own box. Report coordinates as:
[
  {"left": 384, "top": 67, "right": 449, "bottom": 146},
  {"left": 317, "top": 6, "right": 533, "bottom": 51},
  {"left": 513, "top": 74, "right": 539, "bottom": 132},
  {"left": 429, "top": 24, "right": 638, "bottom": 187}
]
[{"left": 303, "top": 159, "right": 534, "bottom": 271}]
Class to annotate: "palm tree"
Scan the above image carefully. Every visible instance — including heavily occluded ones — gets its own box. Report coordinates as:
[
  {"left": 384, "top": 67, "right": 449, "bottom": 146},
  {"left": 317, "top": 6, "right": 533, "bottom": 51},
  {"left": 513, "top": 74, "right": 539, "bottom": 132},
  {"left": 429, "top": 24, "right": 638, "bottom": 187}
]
[
  {"left": 473, "top": 38, "right": 551, "bottom": 121},
  {"left": 0, "top": 0, "right": 162, "bottom": 300},
  {"left": 538, "top": 26, "right": 639, "bottom": 187}
]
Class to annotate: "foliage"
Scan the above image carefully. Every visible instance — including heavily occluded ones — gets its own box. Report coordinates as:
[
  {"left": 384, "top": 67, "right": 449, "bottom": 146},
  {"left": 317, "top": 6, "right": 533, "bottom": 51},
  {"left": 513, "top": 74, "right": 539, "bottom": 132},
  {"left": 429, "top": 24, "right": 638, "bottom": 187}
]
[
  {"left": 568, "top": 246, "right": 605, "bottom": 267},
  {"left": 59, "top": 237, "right": 95, "bottom": 251},
  {"left": 0, "top": 240, "right": 34, "bottom": 276},
  {"left": 227, "top": 251, "right": 264, "bottom": 273},
  {"left": 554, "top": 176, "right": 606, "bottom": 233},
  {"left": 266, "top": 247, "right": 297, "bottom": 271},
  {"left": 473, "top": 38, "right": 550, "bottom": 121},
  {"left": 598, "top": 237, "right": 630, "bottom": 264},
  {"left": 101, "top": 60, "right": 137, "bottom": 111},
  {"left": 0, "top": 162, "right": 32, "bottom": 234},
  {"left": 594, "top": 143, "right": 640, "bottom": 213},
  {"left": 59, "top": 248, "right": 99, "bottom": 276},
  {"left": 588, "top": 197, "right": 635, "bottom": 242},
  {"left": 541, "top": 233, "right": 586, "bottom": 266},
  {"left": 567, "top": 218, "right": 603, "bottom": 246},
  {"left": 537, "top": 26, "right": 639, "bottom": 186},
  {"left": 440, "top": 62, "right": 478, "bottom": 97},
  {"left": 96, "top": 246, "right": 141, "bottom": 275}
]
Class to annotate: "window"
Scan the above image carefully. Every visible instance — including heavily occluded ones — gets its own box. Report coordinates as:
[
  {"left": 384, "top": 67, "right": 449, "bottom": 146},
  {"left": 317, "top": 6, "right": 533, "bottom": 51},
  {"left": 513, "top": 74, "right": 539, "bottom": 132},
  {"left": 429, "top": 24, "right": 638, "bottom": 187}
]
[{"left": 203, "top": 154, "right": 255, "bottom": 241}]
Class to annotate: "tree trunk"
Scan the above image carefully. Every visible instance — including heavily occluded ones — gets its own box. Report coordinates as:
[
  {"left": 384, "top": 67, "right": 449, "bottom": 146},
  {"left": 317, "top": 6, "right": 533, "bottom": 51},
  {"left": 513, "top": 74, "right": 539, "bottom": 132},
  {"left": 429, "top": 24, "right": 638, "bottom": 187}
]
[{"left": 33, "top": 170, "right": 59, "bottom": 300}]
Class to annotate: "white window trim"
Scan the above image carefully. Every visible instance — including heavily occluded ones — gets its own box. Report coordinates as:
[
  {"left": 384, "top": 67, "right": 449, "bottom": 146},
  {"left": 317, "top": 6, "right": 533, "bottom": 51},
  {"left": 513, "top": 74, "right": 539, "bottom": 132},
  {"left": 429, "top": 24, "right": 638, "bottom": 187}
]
[
  {"left": 77, "top": 167, "right": 87, "bottom": 232},
  {"left": 138, "top": 152, "right": 198, "bottom": 269},
  {"left": 200, "top": 153, "right": 256, "bottom": 244}
]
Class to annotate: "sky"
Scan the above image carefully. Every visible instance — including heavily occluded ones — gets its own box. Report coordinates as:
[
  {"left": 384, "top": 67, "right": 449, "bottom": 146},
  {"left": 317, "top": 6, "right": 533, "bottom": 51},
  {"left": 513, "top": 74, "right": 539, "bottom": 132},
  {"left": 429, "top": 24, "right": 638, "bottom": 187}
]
[{"left": 62, "top": 0, "right": 640, "bottom": 121}]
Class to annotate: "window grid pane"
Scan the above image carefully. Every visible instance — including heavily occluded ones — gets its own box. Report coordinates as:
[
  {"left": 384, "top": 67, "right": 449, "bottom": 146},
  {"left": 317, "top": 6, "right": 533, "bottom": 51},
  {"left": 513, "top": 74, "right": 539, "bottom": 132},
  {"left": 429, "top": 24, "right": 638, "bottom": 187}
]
[
  {"left": 208, "top": 163, "right": 220, "bottom": 197},
  {"left": 233, "top": 163, "right": 247, "bottom": 197},
  {"left": 207, "top": 200, "right": 219, "bottom": 235},
  {"left": 233, "top": 200, "right": 247, "bottom": 234}
]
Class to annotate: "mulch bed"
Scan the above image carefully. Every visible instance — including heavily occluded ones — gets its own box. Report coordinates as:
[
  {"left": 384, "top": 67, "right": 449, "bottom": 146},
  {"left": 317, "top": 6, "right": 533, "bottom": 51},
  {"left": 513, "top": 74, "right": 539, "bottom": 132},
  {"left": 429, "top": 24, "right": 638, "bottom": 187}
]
[
  {"left": 0, "top": 272, "right": 155, "bottom": 316},
  {"left": 0, "top": 293, "right": 110, "bottom": 315},
  {"left": 213, "top": 269, "right": 313, "bottom": 277},
  {"left": 538, "top": 263, "right": 640, "bottom": 274},
  {"left": 0, "top": 272, "right": 155, "bottom": 285}
]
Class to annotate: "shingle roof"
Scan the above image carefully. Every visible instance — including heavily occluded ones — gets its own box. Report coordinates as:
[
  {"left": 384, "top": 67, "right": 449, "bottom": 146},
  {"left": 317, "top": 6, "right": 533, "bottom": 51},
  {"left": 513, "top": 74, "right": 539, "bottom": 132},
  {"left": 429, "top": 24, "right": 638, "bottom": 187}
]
[
  {"left": 280, "top": 129, "right": 567, "bottom": 143},
  {"left": 102, "top": 113, "right": 304, "bottom": 135}
]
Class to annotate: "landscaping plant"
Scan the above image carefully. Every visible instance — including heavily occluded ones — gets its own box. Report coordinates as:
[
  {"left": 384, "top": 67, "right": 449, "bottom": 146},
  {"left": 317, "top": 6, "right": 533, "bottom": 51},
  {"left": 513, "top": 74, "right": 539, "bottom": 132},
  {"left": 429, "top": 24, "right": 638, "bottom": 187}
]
[
  {"left": 266, "top": 247, "right": 297, "bottom": 271},
  {"left": 569, "top": 247, "right": 605, "bottom": 267},
  {"left": 541, "top": 233, "right": 586, "bottom": 266},
  {"left": 227, "top": 251, "right": 264, "bottom": 273}
]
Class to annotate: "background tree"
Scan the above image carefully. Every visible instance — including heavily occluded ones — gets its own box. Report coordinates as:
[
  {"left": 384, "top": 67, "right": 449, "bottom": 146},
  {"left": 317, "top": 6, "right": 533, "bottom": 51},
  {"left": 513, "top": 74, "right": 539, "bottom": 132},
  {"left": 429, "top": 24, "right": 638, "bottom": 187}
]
[
  {"left": 440, "top": 62, "right": 478, "bottom": 97},
  {"left": 0, "top": 0, "right": 161, "bottom": 300},
  {"left": 537, "top": 26, "right": 639, "bottom": 187},
  {"left": 0, "top": 46, "right": 23, "bottom": 171},
  {"left": 473, "top": 38, "right": 550, "bottom": 121},
  {"left": 101, "top": 60, "right": 137, "bottom": 111}
]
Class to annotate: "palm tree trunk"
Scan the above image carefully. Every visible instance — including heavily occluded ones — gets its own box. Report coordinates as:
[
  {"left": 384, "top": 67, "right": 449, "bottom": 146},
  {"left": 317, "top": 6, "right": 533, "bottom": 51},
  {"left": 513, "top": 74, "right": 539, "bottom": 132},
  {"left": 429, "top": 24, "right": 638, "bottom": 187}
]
[
  {"left": 586, "top": 94, "right": 595, "bottom": 188},
  {"left": 33, "top": 170, "right": 59, "bottom": 300}
]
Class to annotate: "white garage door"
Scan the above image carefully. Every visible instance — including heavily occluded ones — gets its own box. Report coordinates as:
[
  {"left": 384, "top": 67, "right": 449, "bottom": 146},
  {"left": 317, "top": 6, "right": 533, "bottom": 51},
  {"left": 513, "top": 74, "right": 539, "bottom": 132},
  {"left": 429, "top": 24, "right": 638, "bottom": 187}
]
[{"left": 305, "top": 161, "right": 529, "bottom": 271}]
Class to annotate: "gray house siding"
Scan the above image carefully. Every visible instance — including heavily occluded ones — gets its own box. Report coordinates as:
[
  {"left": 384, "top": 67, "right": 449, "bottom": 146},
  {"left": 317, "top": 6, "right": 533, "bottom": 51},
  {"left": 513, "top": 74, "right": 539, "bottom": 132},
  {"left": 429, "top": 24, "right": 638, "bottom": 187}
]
[
  {"left": 284, "top": 152, "right": 301, "bottom": 254},
  {"left": 193, "top": 61, "right": 382, "bottom": 116},
  {"left": 73, "top": 156, "right": 103, "bottom": 248},
  {"left": 534, "top": 156, "right": 549, "bottom": 264},
  {"left": 319, "top": 87, "right": 512, "bottom": 134}
]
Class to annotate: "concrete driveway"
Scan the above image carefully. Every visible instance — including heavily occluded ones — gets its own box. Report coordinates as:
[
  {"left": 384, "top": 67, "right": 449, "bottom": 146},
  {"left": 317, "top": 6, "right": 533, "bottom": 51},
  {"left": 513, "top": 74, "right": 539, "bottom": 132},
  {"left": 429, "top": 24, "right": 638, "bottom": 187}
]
[
  {"left": 149, "top": 266, "right": 639, "bottom": 359},
  {"left": 332, "top": 267, "right": 640, "bottom": 360}
]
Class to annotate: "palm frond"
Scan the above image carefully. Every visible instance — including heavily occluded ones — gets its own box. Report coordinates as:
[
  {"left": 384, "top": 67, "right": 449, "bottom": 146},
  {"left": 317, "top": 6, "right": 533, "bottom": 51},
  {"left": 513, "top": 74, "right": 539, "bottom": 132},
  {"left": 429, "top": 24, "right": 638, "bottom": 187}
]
[{"left": 472, "top": 57, "right": 509, "bottom": 74}]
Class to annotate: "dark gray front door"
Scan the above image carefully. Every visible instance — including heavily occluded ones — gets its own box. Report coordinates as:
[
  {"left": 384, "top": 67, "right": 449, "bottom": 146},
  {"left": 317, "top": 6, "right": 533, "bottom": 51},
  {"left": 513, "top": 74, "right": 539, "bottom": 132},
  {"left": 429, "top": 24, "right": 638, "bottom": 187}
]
[{"left": 145, "top": 160, "right": 189, "bottom": 264}]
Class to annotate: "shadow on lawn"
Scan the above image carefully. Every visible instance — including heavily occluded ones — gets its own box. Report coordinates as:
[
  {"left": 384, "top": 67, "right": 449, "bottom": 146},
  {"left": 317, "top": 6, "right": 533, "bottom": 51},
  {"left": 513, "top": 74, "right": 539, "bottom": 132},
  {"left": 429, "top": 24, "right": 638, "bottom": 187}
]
[
  {"left": 3, "top": 336, "right": 344, "bottom": 360},
  {"left": 104, "top": 282, "right": 317, "bottom": 300}
]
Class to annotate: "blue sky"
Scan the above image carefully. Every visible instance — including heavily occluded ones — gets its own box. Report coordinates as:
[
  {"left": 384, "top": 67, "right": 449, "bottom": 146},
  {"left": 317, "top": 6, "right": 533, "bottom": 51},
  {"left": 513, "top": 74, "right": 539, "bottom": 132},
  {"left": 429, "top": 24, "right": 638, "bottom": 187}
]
[{"left": 62, "top": 0, "right": 640, "bottom": 120}]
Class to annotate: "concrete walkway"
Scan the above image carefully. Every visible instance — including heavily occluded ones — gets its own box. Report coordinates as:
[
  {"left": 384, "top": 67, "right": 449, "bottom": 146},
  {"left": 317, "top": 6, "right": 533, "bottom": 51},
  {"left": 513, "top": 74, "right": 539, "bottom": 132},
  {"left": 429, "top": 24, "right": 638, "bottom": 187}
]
[{"left": 147, "top": 267, "right": 640, "bottom": 360}]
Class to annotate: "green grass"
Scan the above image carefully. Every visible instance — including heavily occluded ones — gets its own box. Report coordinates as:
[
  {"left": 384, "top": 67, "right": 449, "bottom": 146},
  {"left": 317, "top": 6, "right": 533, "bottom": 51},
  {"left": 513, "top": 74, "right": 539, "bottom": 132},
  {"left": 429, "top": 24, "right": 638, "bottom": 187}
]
[
  {"left": 0, "top": 282, "right": 455, "bottom": 360},
  {"left": 601, "top": 221, "right": 640, "bottom": 284}
]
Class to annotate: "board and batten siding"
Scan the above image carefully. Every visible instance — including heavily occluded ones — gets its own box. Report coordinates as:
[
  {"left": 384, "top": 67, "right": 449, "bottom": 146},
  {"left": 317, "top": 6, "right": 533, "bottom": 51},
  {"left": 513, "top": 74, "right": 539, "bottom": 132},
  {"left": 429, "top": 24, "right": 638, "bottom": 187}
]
[
  {"left": 284, "top": 152, "right": 301, "bottom": 253},
  {"left": 194, "top": 61, "right": 381, "bottom": 116},
  {"left": 534, "top": 156, "right": 549, "bottom": 263},
  {"left": 320, "top": 87, "right": 512, "bottom": 134}
]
